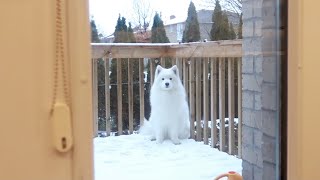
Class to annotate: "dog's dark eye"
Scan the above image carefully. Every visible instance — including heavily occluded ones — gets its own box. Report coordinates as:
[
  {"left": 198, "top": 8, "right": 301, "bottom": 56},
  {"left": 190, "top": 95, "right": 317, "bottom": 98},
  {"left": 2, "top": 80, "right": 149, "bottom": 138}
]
[
  {"left": 162, "top": 78, "right": 164, "bottom": 80},
  {"left": 170, "top": 78, "right": 172, "bottom": 80}
]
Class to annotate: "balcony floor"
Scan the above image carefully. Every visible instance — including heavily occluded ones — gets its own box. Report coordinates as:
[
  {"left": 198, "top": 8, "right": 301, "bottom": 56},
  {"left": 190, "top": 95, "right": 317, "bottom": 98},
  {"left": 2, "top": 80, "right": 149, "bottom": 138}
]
[{"left": 94, "top": 134, "right": 242, "bottom": 180}]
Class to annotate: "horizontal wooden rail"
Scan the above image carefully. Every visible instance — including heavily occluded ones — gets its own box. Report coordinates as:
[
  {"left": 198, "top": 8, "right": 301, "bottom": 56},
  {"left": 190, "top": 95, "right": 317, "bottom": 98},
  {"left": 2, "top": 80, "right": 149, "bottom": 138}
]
[{"left": 91, "top": 40, "right": 242, "bottom": 59}]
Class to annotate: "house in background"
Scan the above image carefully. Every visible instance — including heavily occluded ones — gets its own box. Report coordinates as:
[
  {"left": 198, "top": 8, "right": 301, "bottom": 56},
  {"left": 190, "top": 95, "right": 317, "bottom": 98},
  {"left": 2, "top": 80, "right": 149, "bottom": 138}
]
[{"left": 164, "top": 9, "right": 239, "bottom": 43}]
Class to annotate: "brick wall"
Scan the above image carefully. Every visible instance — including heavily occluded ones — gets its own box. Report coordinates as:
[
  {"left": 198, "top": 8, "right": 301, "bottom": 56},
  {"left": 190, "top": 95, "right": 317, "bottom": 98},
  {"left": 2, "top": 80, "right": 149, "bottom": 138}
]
[{"left": 241, "top": 0, "right": 285, "bottom": 179}]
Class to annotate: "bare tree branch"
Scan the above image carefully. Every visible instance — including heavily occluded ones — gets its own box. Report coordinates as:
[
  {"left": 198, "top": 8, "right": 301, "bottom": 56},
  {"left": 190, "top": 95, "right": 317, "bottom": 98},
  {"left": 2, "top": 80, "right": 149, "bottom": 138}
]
[
  {"left": 224, "top": 0, "right": 242, "bottom": 16},
  {"left": 200, "top": 0, "right": 242, "bottom": 17},
  {"left": 132, "top": 0, "right": 154, "bottom": 32}
]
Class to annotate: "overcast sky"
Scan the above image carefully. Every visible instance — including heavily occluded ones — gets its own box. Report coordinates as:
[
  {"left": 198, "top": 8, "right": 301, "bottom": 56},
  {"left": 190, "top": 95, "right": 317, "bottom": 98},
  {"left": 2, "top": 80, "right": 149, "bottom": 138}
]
[{"left": 88, "top": 0, "right": 213, "bottom": 36}]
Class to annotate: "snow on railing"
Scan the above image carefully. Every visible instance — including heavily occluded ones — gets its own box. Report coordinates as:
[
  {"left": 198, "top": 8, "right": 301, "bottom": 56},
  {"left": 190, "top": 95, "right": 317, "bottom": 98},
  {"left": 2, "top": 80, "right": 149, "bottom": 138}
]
[{"left": 91, "top": 40, "right": 242, "bottom": 157}]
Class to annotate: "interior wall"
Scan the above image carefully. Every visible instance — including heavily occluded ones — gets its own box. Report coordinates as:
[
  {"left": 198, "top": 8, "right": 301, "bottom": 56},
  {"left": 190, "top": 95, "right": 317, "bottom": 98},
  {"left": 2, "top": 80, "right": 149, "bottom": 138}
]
[
  {"left": 288, "top": 0, "right": 320, "bottom": 179},
  {"left": 0, "top": 0, "right": 93, "bottom": 179}
]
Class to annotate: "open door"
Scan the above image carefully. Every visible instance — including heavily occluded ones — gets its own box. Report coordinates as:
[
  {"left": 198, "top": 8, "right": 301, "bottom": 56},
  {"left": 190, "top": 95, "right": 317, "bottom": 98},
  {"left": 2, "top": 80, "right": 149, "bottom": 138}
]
[{"left": 0, "top": 0, "right": 93, "bottom": 180}]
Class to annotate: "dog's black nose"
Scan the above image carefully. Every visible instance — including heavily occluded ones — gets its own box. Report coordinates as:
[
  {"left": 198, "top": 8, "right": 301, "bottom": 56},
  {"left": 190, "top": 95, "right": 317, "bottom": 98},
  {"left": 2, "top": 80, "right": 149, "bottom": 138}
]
[{"left": 165, "top": 82, "right": 169, "bottom": 87}]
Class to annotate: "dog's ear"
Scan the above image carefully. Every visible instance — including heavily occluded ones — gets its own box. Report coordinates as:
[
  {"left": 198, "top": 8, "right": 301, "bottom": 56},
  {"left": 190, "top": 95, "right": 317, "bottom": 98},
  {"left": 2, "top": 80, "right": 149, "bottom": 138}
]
[
  {"left": 155, "top": 65, "right": 163, "bottom": 77},
  {"left": 171, "top": 65, "right": 179, "bottom": 76}
]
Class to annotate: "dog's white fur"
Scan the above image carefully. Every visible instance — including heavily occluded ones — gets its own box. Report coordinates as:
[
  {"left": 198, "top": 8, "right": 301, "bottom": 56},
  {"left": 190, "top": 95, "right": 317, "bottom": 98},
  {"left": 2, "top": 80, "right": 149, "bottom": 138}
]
[{"left": 140, "top": 65, "right": 190, "bottom": 145}]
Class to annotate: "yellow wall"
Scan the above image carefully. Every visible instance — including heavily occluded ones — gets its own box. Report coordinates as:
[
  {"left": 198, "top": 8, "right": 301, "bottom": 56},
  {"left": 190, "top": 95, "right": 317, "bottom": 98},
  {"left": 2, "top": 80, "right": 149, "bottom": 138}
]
[
  {"left": 288, "top": 0, "right": 320, "bottom": 179},
  {"left": 0, "top": 0, "right": 93, "bottom": 180}
]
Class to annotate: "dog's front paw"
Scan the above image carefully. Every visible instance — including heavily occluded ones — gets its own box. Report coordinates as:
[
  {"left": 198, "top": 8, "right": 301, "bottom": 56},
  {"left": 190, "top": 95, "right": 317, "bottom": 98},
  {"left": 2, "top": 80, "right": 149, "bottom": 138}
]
[
  {"left": 156, "top": 139, "right": 164, "bottom": 144},
  {"left": 172, "top": 139, "right": 181, "bottom": 145}
]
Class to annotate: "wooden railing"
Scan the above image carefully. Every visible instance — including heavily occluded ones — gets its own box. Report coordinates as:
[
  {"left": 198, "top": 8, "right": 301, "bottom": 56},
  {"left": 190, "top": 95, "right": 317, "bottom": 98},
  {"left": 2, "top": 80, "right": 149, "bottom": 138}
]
[{"left": 91, "top": 40, "right": 242, "bottom": 157}]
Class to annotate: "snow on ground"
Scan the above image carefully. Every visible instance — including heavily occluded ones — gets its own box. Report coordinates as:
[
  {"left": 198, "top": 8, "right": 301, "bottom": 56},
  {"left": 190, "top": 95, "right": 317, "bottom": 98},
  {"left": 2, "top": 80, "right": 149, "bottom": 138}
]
[
  {"left": 195, "top": 118, "right": 239, "bottom": 129},
  {"left": 94, "top": 134, "right": 242, "bottom": 180}
]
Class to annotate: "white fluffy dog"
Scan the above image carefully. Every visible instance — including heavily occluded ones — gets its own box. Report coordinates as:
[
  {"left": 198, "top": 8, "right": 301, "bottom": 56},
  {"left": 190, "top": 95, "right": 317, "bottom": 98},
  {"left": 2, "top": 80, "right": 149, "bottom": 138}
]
[{"left": 140, "top": 65, "right": 190, "bottom": 145}]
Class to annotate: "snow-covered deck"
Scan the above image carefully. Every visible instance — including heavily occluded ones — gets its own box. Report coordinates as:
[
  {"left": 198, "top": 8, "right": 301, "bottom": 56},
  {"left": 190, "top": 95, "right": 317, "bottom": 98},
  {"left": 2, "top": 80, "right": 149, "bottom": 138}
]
[{"left": 94, "top": 134, "right": 242, "bottom": 180}]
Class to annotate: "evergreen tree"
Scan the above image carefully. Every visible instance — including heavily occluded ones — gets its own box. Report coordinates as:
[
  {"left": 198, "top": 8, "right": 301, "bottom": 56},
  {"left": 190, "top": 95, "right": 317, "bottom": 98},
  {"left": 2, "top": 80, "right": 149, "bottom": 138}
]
[
  {"left": 128, "top": 22, "right": 136, "bottom": 43},
  {"left": 90, "top": 18, "right": 100, "bottom": 43},
  {"left": 182, "top": 1, "right": 200, "bottom": 42},
  {"left": 151, "top": 13, "right": 170, "bottom": 43},
  {"left": 114, "top": 15, "right": 129, "bottom": 43},
  {"left": 238, "top": 13, "right": 243, "bottom": 39},
  {"left": 229, "top": 22, "right": 236, "bottom": 39},
  {"left": 210, "top": 0, "right": 230, "bottom": 40}
]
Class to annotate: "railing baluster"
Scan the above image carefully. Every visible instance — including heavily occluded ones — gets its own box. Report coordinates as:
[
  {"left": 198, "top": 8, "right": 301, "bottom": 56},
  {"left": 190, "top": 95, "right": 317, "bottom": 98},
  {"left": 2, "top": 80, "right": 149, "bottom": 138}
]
[
  {"left": 117, "top": 58, "right": 123, "bottom": 135},
  {"left": 179, "top": 58, "right": 183, "bottom": 78},
  {"left": 183, "top": 59, "right": 188, "bottom": 91},
  {"left": 92, "top": 58, "right": 98, "bottom": 137},
  {"left": 228, "top": 58, "right": 235, "bottom": 154},
  {"left": 150, "top": 58, "right": 155, "bottom": 86},
  {"left": 203, "top": 58, "right": 209, "bottom": 145},
  {"left": 189, "top": 58, "right": 195, "bottom": 139},
  {"left": 104, "top": 57, "right": 111, "bottom": 136},
  {"left": 160, "top": 57, "right": 165, "bottom": 67},
  {"left": 139, "top": 58, "right": 145, "bottom": 126},
  {"left": 196, "top": 59, "right": 202, "bottom": 141},
  {"left": 172, "top": 58, "right": 176, "bottom": 66},
  {"left": 219, "top": 58, "right": 226, "bottom": 151},
  {"left": 128, "top": 58, "right": 133, "bottom": 134},
  {"left": 185, "top": 59, "right": 189, "bottom": 102},
  {"left": 237, "top": 58, "right": 242, "bottom": 158},
  {"left": 210, "top": 58, "right": 218, "bottom": 148}
]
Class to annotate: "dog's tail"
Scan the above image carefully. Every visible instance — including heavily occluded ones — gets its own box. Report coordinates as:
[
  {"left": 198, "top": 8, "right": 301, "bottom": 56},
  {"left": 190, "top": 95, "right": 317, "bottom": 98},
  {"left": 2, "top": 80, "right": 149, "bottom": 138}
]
[{"left": 138, "top": 118, "right": 153, "bottom": 135}]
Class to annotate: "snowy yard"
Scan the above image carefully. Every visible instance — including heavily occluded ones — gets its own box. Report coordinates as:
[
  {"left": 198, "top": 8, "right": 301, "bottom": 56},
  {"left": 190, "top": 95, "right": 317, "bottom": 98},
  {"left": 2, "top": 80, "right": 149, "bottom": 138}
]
[{"left": 94, "top": 134, "right": 242, "bottom": 180}]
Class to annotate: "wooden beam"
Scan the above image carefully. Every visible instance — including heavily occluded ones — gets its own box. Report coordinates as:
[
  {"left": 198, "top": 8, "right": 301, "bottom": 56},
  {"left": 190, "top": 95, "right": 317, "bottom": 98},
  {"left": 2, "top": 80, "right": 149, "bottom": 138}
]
[
  {"left": 91, "top": 40, "right": 242, "bottom": 59},
  {"left": 174, "top": 41, "right": 242, "bottom": 58}
]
